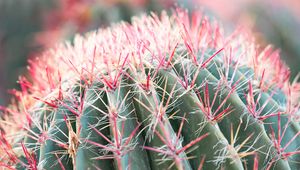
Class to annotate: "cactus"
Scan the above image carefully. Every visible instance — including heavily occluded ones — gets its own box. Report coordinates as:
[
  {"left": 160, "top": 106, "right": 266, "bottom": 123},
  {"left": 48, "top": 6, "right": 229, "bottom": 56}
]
[{"left": 0, "top": 8, "right": 299, "bottom": 170}]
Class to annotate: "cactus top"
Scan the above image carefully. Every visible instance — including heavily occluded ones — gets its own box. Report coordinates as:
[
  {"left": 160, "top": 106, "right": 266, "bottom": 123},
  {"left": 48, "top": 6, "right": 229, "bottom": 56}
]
[{"left": 15, "top": 9, "right": 297, "bottom": 111}]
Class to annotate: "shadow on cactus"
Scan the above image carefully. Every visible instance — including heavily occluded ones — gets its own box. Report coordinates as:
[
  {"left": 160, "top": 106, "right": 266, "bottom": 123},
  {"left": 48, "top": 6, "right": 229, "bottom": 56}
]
[{"left": 0, "top": 8, "right": 299, "bottom": 170}]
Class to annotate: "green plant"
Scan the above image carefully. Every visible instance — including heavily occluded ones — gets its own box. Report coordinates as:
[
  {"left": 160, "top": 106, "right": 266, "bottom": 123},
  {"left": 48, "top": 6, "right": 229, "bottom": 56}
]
[
  {"left": 0, "top": 0, "right": 55, "bottom": 105},
  {"left": 0, "top": 9, "right": 299, "bottom": 170},
  {"left": 249, "top": 4, "right": 300, "bottom": 81}
]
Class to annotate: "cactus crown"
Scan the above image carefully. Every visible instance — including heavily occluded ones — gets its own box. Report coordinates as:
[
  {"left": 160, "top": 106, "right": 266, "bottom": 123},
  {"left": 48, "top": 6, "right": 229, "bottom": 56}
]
[{"left": 0, "top": 8, "right": 300, "bottom": 170}]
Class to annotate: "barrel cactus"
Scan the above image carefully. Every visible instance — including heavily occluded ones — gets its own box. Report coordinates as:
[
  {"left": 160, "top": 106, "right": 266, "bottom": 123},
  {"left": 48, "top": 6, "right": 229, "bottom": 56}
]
[{"left": 0, "top": 8, "right": 299, "bottom": 170}]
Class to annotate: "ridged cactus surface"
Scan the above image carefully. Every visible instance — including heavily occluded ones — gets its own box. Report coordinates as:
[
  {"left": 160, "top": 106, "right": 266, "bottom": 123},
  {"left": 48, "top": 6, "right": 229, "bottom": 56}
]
[{"left": 0, "top": 9, "right": 299, "bottom": 170}]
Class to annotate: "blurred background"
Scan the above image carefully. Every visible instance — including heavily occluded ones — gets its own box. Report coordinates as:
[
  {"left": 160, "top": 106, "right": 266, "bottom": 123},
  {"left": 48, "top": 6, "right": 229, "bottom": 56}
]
[{"left": 0, "top": 0, "right": 299, "bottom": 105}]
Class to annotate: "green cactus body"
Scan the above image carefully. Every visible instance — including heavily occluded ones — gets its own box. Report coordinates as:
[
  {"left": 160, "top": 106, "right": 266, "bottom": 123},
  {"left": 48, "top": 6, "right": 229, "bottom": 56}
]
[{"left": 0, "top": 8, "right": 299, "bottom": 170}]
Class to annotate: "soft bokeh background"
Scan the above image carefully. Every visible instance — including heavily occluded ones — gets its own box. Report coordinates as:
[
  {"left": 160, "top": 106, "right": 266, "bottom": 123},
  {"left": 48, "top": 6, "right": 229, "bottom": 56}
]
[{"left": 0, "top": 0, "right": 299, "bottom": 105}]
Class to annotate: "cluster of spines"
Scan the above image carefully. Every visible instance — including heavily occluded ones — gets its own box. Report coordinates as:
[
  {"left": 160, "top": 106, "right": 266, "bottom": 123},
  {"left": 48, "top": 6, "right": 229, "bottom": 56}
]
[{"left": 0, "top": 8, "right": 299, "bottom": 170}]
